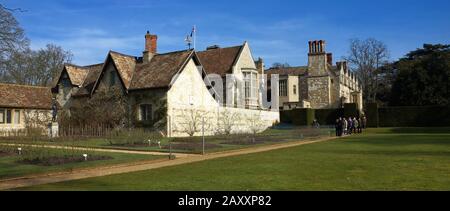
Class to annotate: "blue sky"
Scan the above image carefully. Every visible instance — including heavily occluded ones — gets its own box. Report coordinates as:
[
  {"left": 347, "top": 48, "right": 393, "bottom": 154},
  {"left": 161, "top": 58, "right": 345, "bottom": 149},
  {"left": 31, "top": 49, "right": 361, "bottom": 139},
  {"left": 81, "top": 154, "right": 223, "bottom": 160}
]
[{"left": 3, "top": 0, "right": 450, "bottom": 66}]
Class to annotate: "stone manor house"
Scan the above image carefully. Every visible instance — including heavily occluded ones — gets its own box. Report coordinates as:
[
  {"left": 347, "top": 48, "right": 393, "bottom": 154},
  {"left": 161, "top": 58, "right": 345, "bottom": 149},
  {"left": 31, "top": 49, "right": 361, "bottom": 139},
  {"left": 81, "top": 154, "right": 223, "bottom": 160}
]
[
  {"left": 266, "top": 40, "right": 363, "bottom": 111},
  {"left": 0, "top": 32, "right": 363, "bottom": 136},
  {"left": 52, "top": 32, "right": 279, "bottom": 137}
]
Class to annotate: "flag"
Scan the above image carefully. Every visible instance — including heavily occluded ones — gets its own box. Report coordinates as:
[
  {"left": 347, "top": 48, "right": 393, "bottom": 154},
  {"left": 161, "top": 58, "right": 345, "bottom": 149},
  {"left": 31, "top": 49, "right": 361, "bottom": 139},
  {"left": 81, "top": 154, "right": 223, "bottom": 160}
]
[{"left": 185, "top": 35, "right": 192, "bottom": 43}]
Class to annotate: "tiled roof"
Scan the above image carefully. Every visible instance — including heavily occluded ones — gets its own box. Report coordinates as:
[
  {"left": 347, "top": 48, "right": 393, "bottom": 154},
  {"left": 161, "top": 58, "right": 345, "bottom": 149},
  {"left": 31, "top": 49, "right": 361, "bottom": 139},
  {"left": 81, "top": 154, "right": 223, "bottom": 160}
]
[
  {"left": 65, "top": 65, "right": 90, "bottom": 86},
  {"left": 109, "top": 51, "right": 136, "bottom": 89},
  {"left": 197, "top": 45, "right": 243, "bottom": 76},
  {"left": 129, "top": 50, "right": 194, "bottom": 90},
  {"left": 265, "top": 66, "right": 309, "bottom": 76},
  {"left": 72, "top": 63, "right": 104, "bottom": 97},
  {"left": 52, "top": 64, "right": 89, "bottom": 88},
  {"left": 0, "top": 83, "right": 52, "bottom": 109}
]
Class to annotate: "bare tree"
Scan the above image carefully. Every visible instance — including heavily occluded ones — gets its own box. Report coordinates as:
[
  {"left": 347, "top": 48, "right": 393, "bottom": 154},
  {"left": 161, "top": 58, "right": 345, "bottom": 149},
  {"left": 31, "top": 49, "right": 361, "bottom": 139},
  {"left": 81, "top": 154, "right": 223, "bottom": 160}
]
[
  {"left": 175, "top": 108, "right": 210, "bottom": 137},
  {"left": 271, "top": 62, "right": 291, "bottom": 69},
  {"left": 0, "top": 5, "right": 71, "bottom": 86},
  {"left": 3, "top": 44, "right": 72, "bottom": 86},
  {"left": 0, "top": 4, "right": 29, "bottom": 80},
  {"left": 217, "top": 109, "right": 241, "bottom": 135},
  {"left": 344, "top": 38, "right": 389, "bottom": 104},
  {"left": 248, "top": 111, "right": 265, "bottom": 143}
]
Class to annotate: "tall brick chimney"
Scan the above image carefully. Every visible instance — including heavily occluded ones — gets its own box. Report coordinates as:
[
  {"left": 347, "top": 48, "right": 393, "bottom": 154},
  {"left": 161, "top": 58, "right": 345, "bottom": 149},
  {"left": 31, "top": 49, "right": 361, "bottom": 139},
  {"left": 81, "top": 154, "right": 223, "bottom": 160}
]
[
  {"left": 308, "top": 40, "right": 326, "bottom": 54},
  {"left": 143, "top": 31, "right": 157, "bottom": 63}
]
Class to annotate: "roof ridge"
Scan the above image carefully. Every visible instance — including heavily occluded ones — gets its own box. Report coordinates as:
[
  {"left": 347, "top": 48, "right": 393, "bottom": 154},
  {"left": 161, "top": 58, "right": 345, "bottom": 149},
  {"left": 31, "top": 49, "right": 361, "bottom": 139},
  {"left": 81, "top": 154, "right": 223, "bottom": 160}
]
[
  {"left": 156, "top": 49, "right": 193, "bottom": 56},
  {"left": 83, "top": 63, "right": 104, "bottom": 68},
  {"left": 65, "top": 64, "right": 89, "bottom": 69},
  {"left": 109, "top": 50, "right": 137, "bottom": 58},
  {"left": 197, "top": 44, "right": 243, "bottom": 53},
  {"left": 266, "top": 66, "right": 308, "bottom": 70}
]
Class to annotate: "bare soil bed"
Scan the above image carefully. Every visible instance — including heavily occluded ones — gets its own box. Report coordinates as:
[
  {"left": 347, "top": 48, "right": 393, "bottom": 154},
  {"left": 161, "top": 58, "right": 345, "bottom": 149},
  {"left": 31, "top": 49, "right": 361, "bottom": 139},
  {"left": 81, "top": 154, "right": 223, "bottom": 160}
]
[
  {"left": 0, "top": 151, "right": 15, "bottom": 158},
  {"left": 17, "top": 155, "right": 113, "bottom": 166}
]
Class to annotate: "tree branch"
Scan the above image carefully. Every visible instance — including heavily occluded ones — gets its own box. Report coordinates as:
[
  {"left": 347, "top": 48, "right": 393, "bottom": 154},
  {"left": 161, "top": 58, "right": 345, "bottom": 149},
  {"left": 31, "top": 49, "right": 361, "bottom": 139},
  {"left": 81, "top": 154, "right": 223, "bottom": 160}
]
[{"left": 0, "top": 4, "right": 27, "bottom": 13}]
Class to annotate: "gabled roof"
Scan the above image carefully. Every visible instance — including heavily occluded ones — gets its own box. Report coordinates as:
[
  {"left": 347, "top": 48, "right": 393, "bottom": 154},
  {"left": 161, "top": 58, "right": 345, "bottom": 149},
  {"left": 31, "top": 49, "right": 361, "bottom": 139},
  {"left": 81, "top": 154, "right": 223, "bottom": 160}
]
[
  {"left": 197, "top": 45, "right": 244, "bottom": 76},
  {"left": 0, "top": 83, "right": 52, "bottom": 110},
  {"left": 72, "top": 63, "right": 104, "bottom": 97},
  {"left": 129, "top": 50, "right": 195, "bottom": 90},
  {"left": 265, "top": 66, "right": 309, "bottom": 77},
  {"left": 65, "top": 65, "right": 90, "bottom": 86},
  {"left": 109, "top": 51, "right": 136, "bottom": 89},
  {"left": 52, "top": 64, "right": 90, "bottom": 88}
]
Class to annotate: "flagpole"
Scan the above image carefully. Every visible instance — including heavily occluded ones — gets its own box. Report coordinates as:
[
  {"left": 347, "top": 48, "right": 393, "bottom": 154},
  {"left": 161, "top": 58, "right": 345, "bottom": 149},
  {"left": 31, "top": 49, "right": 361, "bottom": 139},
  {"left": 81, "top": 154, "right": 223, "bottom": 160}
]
[{"left": 193, "top": 25, "right": 196, "bottom": 50}]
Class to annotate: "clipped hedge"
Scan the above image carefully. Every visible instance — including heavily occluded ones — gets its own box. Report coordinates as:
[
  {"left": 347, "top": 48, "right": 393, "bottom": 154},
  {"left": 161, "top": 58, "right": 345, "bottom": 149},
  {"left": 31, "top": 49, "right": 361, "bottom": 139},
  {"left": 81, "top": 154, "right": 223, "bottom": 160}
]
[
  {"left": 281, "top": 105, "right": 450, "bottom": 127},
  {"left": 378, "top": 106, "right": 450, "bottom": 127},
  {"left": 365, "top": 103, "right": 379, "bottom": 127},
  {"left": 344, "top": 103, "right": 360, "bottom": 118},
  {"left": 280, "top": 109, "right": 315, "bottom": 126},
  {"left": 315, "top": 109, "right": 343, "bottom": 125}
]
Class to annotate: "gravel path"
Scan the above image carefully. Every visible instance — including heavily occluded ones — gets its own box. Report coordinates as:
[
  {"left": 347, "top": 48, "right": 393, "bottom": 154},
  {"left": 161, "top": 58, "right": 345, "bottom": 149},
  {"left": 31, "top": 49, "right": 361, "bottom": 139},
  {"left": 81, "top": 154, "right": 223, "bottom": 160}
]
[{"left": 0, "top": 136, "right": 336, "bottom": 190}]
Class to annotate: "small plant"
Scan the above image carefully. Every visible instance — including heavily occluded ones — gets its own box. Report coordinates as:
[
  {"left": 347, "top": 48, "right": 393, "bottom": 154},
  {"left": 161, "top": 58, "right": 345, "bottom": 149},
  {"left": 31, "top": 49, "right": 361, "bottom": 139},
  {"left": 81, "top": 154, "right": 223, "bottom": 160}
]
[{"left": 107, "top": 128, "right": 163, "bottom": 147}]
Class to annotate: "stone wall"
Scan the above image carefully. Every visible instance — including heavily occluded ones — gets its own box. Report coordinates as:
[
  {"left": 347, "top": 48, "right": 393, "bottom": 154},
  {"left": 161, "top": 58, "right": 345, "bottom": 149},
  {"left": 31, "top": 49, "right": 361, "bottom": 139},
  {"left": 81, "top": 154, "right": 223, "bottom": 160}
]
[
  {"left": 96, "top": 61, "right": 125, "bottom": 93},
  {"left": 307, "top": 76, "right": 331, "bottom": 109},
  {"left": 308, "top": 53, "right": 327, "bottom": 76},
  {"left": 169, "top": 106, "right": 280, "bottom": 137}
]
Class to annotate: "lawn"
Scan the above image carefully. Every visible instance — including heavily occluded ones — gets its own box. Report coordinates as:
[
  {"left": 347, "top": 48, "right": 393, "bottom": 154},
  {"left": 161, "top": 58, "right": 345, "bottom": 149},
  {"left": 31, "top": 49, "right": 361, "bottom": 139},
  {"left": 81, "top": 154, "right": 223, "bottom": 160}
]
[
  {"left": 0, "top": 148, "right": 163, "bottom": 180},
  {"left": 19, "top": 128, "right": 450, "bottom": 191}
]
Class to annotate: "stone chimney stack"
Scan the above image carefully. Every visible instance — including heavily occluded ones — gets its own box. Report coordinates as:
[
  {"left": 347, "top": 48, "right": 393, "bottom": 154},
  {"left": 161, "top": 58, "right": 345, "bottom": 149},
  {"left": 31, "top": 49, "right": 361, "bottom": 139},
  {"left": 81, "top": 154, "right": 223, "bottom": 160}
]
[
  {"left": 308, "top": 40, "right": 328, "bottom": 76},
  {"left": 143, "top": 31, "right": 157, "bottom": 63}
]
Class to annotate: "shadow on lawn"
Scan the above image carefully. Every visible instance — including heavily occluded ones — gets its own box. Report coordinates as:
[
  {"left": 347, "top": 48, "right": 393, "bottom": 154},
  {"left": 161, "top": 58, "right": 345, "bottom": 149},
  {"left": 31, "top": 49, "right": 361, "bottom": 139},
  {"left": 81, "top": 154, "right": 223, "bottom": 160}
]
[
  {"left": 379, "top": 127, "right": 450, "bottom": 134},
  {"left": 342, "top": 136, "right": 450, "bottom": 147},
  {"left": 317, "top": 148, "right": 450, "bottom": 157}
]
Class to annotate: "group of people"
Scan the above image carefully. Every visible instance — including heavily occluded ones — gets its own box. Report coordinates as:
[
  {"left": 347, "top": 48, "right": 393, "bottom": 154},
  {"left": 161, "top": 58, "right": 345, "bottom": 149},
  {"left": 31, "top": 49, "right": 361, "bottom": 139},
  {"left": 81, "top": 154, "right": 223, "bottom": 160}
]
[{"left": 335, "top": 116, "right": 367, "bottom": 137}]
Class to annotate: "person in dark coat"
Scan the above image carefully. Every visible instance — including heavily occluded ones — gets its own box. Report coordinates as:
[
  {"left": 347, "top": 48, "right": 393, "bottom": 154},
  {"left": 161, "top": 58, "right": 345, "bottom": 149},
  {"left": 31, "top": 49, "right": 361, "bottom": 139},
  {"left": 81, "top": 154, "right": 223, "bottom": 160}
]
[
  {"left": 362, "top": 116, "right": 367, "bottom": 129},
  {"left": 358, "top": 117, "right": 363, "bottom": 133},
  {"left": 338, "top": 117, "right": 344, "bottom": 137},
  {"left": 335, "top": 119, "right": 340, "bottom": 137}
]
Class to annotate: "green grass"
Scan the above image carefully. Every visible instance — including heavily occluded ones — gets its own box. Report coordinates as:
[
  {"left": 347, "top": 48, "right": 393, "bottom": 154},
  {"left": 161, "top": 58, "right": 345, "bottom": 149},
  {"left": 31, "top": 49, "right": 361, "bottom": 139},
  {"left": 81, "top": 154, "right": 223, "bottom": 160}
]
[
  {"left": 0, "top": 149, "right": 163, "bottom": 180},
  {"left": 19, "top": 128, "right": 450, "bottom": 191}
]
